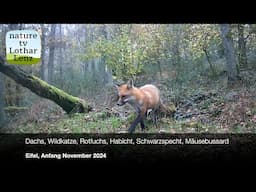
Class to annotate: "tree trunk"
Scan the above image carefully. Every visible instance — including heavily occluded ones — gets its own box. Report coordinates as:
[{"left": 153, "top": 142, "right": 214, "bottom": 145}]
[
  {"left": 40, "top": 24, "right": 46, "bottom": 80},
  {"left": 48, "top": 24, "right": 56, "bottom": 84},
  {"left": 171, "top": 24, "right": 181, "bottom": 66},
  {"left": 203, "top": 48, "right": 215, "bottom": 76},
  {"left": 0, "top": 57, "right": 92, "bottom": 114},
  {"left": 15, "top": 83, "right": 21, "bottom": 106},
  {"left": 0, "top": 26, "right": 6, "bottom": 127},
  {"left": 0, "top": 74, "right": 5, "bottom": 127},
  {"left": 59, "top": 24, "right": 63, "bottom": 87},
  {"left": 237, "top": 24, "right": 247, "bottom": 69},
  {"left": 220, "top": 24, "right": 238, "bottom": 85}
]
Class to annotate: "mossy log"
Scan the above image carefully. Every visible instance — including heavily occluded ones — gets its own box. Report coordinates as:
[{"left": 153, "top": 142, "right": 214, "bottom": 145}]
[{"left": 0, "top": 57, "right": 92, "bottom": 114}]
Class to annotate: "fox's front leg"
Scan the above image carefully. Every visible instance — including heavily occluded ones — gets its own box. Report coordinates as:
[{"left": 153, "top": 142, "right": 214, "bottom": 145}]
[
  {"left": 128, "top": 115, "right": 142, "bottom": 133},
  {"left": 128, "top": 108, "right": 146, "bottom": 133},
  {"left": 140, "top": 118, "right": 145, "bottom": 130}
]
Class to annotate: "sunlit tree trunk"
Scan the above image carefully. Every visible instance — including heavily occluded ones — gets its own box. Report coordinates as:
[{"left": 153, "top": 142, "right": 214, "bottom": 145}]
[{"left": 220, "top": 24, "right": 238, "bottom": 86}]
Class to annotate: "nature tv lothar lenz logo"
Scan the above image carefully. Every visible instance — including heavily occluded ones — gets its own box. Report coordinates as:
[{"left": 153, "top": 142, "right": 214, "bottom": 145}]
[{"left": 6, "top": 30, "right": 41, "bottom": 65}]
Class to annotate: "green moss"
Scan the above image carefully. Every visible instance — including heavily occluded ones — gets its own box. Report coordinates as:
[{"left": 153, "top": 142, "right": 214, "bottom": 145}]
[
  {"left": 30, "top": 76, "right": 91, "bottom": 113},
  {"left": 32, "top": 76, "right": 79, "bottom": 101},
  {"left": 4, "top": 106, "right": 28, "bottom": 111}
]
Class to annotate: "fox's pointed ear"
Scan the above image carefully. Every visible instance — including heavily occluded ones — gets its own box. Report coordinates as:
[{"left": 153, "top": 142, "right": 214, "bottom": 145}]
[{"left": 127, "top": 79, "right": 134, "bottom": 89}]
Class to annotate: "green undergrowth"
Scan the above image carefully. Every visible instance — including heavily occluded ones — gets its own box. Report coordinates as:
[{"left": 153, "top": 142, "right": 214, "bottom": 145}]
[
  {"left": 13, "top": 112, "right": 123, "bottom": 133},
  {"left": 8, "top": 111, "right": 228, "bottom": 133}
]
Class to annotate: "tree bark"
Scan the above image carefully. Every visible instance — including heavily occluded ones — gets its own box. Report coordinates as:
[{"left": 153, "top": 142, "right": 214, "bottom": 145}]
[
  {"left": 237, "top": 24, "right": 247, "bottom": 69},
  {"left": 40, "top": 24, "right": 46, "bottom": 80},
  {"left": 58, "top": 24, "right": 63, "bottom": 87},
  {"left": 203, "top": 48, "right": 215, "bottom": 76},
  {"left": 220, "top": 24, "right": 238, "bottom": 85},
  {"left": 0, "top": 25, "right": 6, "bottom": 127},
  {"left": 0, "top": 74, "right": 6, "bottom": 127},
  {"left": 0, "top": 57, "right": 92, "bottom": 114},
  {"left": 48, "top": 24, "right": 56, "bottom": 84},
  {"left": 171, "top": 24, "right": 181, "bottom": 66}
]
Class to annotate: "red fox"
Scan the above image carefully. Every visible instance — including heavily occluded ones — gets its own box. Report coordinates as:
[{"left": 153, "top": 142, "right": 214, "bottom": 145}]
[{"left": 116, "top": 80, "right": 161, "bottom": 133}]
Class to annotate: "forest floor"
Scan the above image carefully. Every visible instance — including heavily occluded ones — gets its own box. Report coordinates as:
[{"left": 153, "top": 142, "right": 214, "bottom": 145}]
[{"left": 2, "top": 70, "right": 256, "bottom": 133}]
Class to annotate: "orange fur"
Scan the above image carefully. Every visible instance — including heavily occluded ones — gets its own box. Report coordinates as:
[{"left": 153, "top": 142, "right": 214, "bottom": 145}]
[{"left": 116, "top": 80, "right": 160, "bottom": 133}]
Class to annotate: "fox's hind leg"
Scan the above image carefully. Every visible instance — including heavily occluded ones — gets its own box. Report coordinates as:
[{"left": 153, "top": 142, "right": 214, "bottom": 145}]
[
  {"left": 140, "top": 119, "right": 145, "bottom": 130},
  {"left": 152, "top": 108, "right": 159, "bottom": 129}
]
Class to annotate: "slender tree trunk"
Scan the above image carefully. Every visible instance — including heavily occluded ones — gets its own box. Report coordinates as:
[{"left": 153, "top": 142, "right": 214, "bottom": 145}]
[
  {"left": 203, "top": 48, "right": 215, "bottom": 76},
  {"left": 220, "top": 24, "right": 238, "bottom": 85},
  {"left": 15, "top": 84, "right": 21, "bottom": 106},
  {"left": 102, "top": 24, "right": 109, "bottom": 85},
  {"left": 172, "top": 24, "right": 181, "bottom": 66},
  {"left": 58, "top": 24, "right": 63, "bottom": 88},
  {"left": 0, "top": 57, "right": 92, "bottom": 114},
  {"left": 40, "top": 24, "right": 46, "bottom": 80},
  {"left": 237, "top": 24, "right": 247, "bottom": 69},
  {"left": 0, "top": 26, "right": 6, "bottom": 126},
  {"left": 101, "top": 25, "right": 113, "bottom": 85},
  {"left": 0, "top": 74, "right": 5, "bottom": 127},
  {"left": 48, "top": 24, "right": 56, "bottom": 84}
]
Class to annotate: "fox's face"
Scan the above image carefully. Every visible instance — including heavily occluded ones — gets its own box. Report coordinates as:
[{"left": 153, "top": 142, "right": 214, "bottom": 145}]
[{"left": 116, "top": 80, "right": 135, "bottom": 106}]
